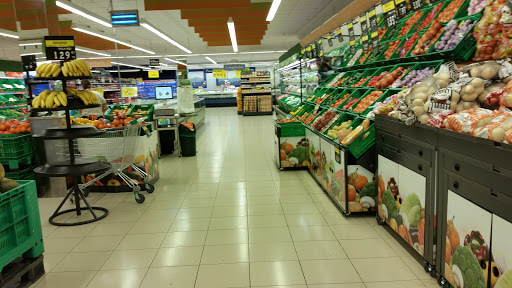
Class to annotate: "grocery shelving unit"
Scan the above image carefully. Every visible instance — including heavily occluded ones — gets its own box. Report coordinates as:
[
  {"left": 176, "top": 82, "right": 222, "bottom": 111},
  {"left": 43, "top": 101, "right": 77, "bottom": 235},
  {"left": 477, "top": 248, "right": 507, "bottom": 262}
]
[
  {"left": 28, "top": 72, "right": 111, "bottom": 226},
  {"left": 240, "top": 72, "right": 273, "bottom": 116}
]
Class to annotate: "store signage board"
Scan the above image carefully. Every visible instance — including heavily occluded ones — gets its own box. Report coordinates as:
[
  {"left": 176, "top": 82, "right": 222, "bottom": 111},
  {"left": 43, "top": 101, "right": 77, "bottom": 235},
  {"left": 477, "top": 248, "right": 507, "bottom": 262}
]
[
  {"left": 348, "top": 22, "right": 356, "bottom": 55},
  {"left": 411, "top": 0, "right": 424, "bottom": 10},
  {"left": 360, "top": 12, "right": 368, "bottom": 32},
  {"left": 334, "top": 145, "right": 341, "bottom": 164},
  {"left": 92, "top": 87, "right": 104, "bottom": 95},
  {"left": 122, "top": 86, "right": 138, "bottom": 97},
  {"left": 44, "top": 36, "right": 76, "bottom": 60},
  {"left": 327, "top": 34, "right": 333, "bottom": 47},
  {"left": 382, "top": 0, "right": 398, "bottom": 28},
  {"left": 150, "top": 59, "right": 159, "bottom": 66},
  {"left": 362, "top": 32, "right": 370, "bottom": 52},
  {"left": 368, "top": 6, "right": 377, "bottom": 27},
  {"left": 336, "top": 27, "right": 343, "bottom": 42},
  {"left": 224, "top": 64, "right": 245, "bottom": 70},
  {"left": 212, "top": 69, "right": 226, "bottom": 79},
  {"left": 84, "top": 58, "right": 112, "bottom": 68},
  {"left": 370, "top": 26, "right": 379, "bottom": 52},
  {"left": 111, "top": 10, "right": 139, "bottom": 26},
  {"left": 21, "top": 55, "right": 36, "bottom": 72},
  {"left": 236, "top": 70, "right": 241, "bottom": 78},
  {"left": 148, "top": 70, "right": 159, "bottom": 78},
  {"left": 395, "top": 0, "right": 408, "bottom": 18}
]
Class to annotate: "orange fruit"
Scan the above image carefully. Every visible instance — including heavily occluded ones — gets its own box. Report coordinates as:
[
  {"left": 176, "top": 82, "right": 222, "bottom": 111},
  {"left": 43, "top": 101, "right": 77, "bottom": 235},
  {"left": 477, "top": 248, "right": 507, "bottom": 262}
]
[
  {"left": 0, "top": 124, "right": 6, "bottom": 131},
  {"left": 348, "top": 184, "right": 357, "bottom": 202},
  {"left": 113, "top": 119, "right": 120, "bottom": 125},
  {"left": 27, "top": 127, "right": 31, "bottom": 133},
  {"left": 20, "top": 127, "right": 27, "bottom": 133}
]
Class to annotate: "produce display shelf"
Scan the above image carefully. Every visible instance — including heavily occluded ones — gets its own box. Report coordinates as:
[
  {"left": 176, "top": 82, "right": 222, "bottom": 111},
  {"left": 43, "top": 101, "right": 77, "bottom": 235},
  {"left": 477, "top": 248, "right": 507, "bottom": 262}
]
[
  {"left": 241, "top": 91, "right": 273, "bottom": 95},
  {"left": 34, "top": 159, "right": 111, "bottom": 177},
  {"left": 242, "top": 111, "right": 273, "bottom": 116},
  {"left": 30, "top": 103, "right": 100, "bottom": 112},
  {"left": 32, "top": 126, "right": 104, "bottom": 140},
  {"left": 30, "top": 76, "right": 92, "bottom": 81}
]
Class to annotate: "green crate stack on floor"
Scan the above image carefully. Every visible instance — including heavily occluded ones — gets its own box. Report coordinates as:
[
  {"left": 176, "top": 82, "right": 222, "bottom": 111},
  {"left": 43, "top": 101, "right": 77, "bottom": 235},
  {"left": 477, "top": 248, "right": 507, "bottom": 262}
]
[{"left": 0, "top": 133, "right": 34, "bottom": 181}]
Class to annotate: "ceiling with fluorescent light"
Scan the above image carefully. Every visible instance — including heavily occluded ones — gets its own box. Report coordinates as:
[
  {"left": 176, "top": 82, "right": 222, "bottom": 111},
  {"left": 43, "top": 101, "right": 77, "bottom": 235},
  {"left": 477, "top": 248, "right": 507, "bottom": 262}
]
[{"left": 4, "top": 0, "right": 347, "bottom": 68}]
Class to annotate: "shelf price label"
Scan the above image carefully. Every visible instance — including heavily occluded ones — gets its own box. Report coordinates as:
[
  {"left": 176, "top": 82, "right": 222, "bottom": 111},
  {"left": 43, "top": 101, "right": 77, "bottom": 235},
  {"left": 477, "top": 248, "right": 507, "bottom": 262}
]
[
  {"left": 44, "top": 36, "right": 76, "bottom": 60},
  {"left": 370, "top": 26, "right": 379, "bottom": 53},
  {"left": 22, "top": 55, "right": 36, "bottom": 72},
  {"left": 122, "top": 87, "right": 138, "bottom": 98},
  {"left": 317, "top": 39, "right": 323, "bottom": 56},
  {"left": 360, "top": 12, "right": 368, "bottom": 32},
  {"left": 212, "top": 69, "right": 227, "bottom": 79},
  {"left": 382, "top": 0, "right": 398, "bottom": 28},
  {"left": 361, "top": 32, "right": 370, "bottom": 51},
  {"left": 368, "top": 6, "right": 377, "bottom": 27},
  {"left": 395, "top": 0, "right": 408, "bottom": 18},
  {"left": 334, "top": 145, "right": 342, "bottom": 164},
  {"left": 327, "top": 34, "right": 333, "bottom": 47},
  {"left": 336, "top": 27, "right": 343, "bottom": 42},
  {"left": 411, "top": 0, "right": 424, "bottom": 10}
]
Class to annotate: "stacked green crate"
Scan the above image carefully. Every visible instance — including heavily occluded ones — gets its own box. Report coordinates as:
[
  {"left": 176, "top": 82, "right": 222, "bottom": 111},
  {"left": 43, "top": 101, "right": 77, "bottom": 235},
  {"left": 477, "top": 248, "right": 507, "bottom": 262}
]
[{"left": 0, "top": 134, "right": 33, "bottom": 180}]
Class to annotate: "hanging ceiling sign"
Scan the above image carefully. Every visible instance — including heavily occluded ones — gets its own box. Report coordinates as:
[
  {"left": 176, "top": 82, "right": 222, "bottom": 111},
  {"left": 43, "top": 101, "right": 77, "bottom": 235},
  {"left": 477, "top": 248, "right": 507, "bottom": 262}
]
[
  {"left": 348, "top": 22, "right": 356, "bottom": 55},
  {"left": 44, "top": 36, "right": 76, "bottom": 60},
  {"left": 212, "top": 69, "right": 226, "bottom": 78},
  {"left": 21, "top": 55, "right": 36, "bottom": 72},
  {"left": 382, "top": 0, "right": 398, "bottom": 28},
  {"left": 224, "top": 64, "right": 245, "bottom": 70},
  {"left": 83, "top": 58, "right": 112, "bottom": 68},
  {"left": 111, "top": 10, "right": 140, "bottom": 26},
  {"left": 360, "top": 12, "right": 368, "bottom": 32},
  {"left": 327, "top": 33, "right": 333, "bottom": 47},
  {"left": 150, "top": 59, "right": 159, "bottom": 66},
  {"left": 148, "top": 70, "right": 159, "bottom": 78},
  {"left": 336, "top": 27, "right": 343, "bottom": 42}
]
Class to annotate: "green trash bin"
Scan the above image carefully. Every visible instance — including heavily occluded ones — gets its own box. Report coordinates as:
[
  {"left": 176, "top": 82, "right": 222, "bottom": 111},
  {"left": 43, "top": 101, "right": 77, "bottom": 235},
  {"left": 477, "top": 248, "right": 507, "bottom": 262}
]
[{"left": 179, "top": 122, "right": 197, "bottom": 157}]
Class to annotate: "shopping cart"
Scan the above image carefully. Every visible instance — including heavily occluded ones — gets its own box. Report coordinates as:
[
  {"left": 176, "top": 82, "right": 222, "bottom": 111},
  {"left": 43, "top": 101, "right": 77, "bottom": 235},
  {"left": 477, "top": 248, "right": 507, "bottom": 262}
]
[{"left": 64, "top": 119, "right": 154, "bottom": 204}]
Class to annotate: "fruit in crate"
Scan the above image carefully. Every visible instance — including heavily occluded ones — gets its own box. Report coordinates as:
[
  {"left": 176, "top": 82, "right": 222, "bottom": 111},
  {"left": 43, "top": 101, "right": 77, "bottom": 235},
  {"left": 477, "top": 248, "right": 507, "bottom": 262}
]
[
  {"left": 438, "top": 0, "right": 465, "bottom": 22},
  {"left": 133, "top": 110, "right": 150, "bottom": 115},
  {"left": 434, "top": 19, "right": 475, "bottom": 51},
  {"left": 302, "top": 112, "right": 319, "bottom": 124},
  {"left": 0, "top": 178, "right": 20, "bottom": 193},
  {"left": 384, "top": 40, "right": 401, "bottom": 60},
  {"left": 0, "top": 120, "right": 31, "bottom": 134},
  {"left": 397, "top": 11, "right": 423, "bottom": 38},
  {"left": 368, "top": 73, "right": 387, "bottom": 87},
  {"left": 412, "top": 20, "right": 443, "bottom": 55},
  {"left": 418, "top": 3, "right": 444, "bottom": 31},
  {"left": 399, "top": 33, "right": 420, "bottom": 57},
  {"left": 353, "top": 91, "right": 384, "bottom": 113},
  {"left": 112, "top": 107, "right": 130, "bottom": 115},
  {"left": 343, "top": 98, "right": 358, "bottom": 110},
  {"left": 375, "top": 67, "right": 407, "bottom": 89},
  {"left": 277, "top": 119, "right": 298, "bottom": 123},
  {"left": 311, "top": 111, "right": 338, "bottom": 131},
  {"left": 351, "top": 76, "right": 371, "bottom": 87},
  {"left": 395, "top": 67, "right": 434, "bottom": 88},
  {"left": 331, "top": 94, "right": 350, "bottom": 107},
  {"left": 327, "top": 120, "right": 352, "bottom": 139}
]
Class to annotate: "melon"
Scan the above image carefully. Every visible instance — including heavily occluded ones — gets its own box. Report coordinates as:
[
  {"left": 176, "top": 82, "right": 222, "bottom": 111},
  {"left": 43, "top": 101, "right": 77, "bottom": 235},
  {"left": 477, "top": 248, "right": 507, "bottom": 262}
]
[{"left": 0, "top": 178, "right": 20, "bottom": 193}]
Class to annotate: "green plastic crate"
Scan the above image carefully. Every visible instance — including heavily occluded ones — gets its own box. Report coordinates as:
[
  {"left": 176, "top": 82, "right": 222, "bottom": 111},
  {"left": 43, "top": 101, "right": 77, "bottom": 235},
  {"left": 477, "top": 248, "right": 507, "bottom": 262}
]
[
  {"left": 5, "top": 167, "right": 35, "bottom": 181},
  {"left": 0, "top": 180, "right": 44, "bottom": 271},
  {"left": 322, "top": 112, "right": 358, "bottom": 140},
  {"left": 128, "top": 104, "right": 154, "bottom": 121},
  {"left": 318, "top": 88, "right": 342, "bottom": 107},
  {"left": 426, "top": 14, "right": 481, "bottom": 61},
  {"left": 338, "top": 88, "right": 372, "bottom": 112},
  {"left": 349, "top": 68, "right": 379, "bottom": 87},
  {"left": 348, "top": 117, "right": 376, "bottom": 159},
  {"left": 0, "top": 134, "right": 31, "bottom": 163},
  {"left": 276, "top": 121, "right": 305, "bottom": 137},
  {"left": 105, "top": 104, "right": 133, "bottom": 120},
  {"left": 350, "top": 90, "right": 392, "bottom": 116}
]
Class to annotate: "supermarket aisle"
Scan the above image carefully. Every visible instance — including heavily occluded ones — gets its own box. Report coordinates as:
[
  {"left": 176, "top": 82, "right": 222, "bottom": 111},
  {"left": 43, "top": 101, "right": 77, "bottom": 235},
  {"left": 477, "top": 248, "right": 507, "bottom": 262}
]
[{"left": 34, "top": 107, "right": 438, "bottom": 288}]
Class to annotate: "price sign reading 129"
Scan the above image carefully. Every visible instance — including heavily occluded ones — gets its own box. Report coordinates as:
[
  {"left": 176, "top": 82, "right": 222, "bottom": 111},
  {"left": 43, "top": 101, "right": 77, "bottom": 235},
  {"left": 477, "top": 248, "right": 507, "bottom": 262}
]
[{"left": 44, "top": 36, "right": 76, "bottom": 61}]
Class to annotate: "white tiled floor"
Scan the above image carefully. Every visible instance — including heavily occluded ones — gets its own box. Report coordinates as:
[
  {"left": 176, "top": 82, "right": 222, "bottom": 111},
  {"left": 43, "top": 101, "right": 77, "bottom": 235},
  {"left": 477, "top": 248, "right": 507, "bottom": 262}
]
[{"left": 32, "top": 107, "right": 438, "bottom": 288}]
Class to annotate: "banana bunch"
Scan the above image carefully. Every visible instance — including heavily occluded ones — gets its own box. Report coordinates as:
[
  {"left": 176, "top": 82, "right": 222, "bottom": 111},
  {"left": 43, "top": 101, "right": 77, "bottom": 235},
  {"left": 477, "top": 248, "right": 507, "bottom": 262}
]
[
  {"left": 35, "top": 63, "right": 61, "bottom": 78},
  {"left": 32, "top": 90, "right": 68, "bottom": 108},
  {"left": 62, "top": 60, "right": 91, "bottom": 77},
  {"left": 66, "top": 88, "right": 99, "bottom": 105}
]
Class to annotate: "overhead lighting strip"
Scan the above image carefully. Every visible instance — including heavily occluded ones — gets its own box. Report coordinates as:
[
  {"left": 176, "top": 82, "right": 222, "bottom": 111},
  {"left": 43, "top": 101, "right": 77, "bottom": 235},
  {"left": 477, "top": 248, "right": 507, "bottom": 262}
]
[
  {"left": 75, "top": 47, "right": 111, "bottom": 57},
  {"left": 72, "top": 27, "right": 155, "bottom": 54},
  {"left": 164, "top": 58, "right": 187, "bottom": 66},
  {"left": 0, "top": 31, "right": 19, "bottom": 39},
  {"left": 141, "top": 20, "right": 192, "bottom": 54},
  {"left": 205, "top": 57, "right": 217, "bottom": 64},
  {"left": 19, "top": 42, "right": 42, "bottom": 47},
  {"left": 266, "top": 0, "right": 282, "bottom": 21},
  {"left": 56, "top": 0, "right": 112, "bottom": 28},
  {"left": 227, "top": 18, "right": 238, "bottom": 53},
  {"left": 20, "top": 52, "right": 43, "bottom": 56}
]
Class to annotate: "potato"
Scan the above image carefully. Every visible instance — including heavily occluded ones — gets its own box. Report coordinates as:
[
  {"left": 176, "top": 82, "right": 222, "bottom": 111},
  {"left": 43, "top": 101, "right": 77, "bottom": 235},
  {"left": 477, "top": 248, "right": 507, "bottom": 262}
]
[
  {"left": 412, "top": 106, "right": 425, "bottom": 116},
  {"left": 424, "top": 100, "right": 431, "bottom": 112},
  {"left": 462, "top": 92, "right": 478, "bottom": 101},
  {"left": 471, "top": 78, "right": 484, "bottom": 87},
  {"left": 414, "top": 85, "right": 428, "bottom": 94},
  {"left": 413, "top": 99, "right": 425, "bottom": 106},
  {"left": 439, "top": 80, "right": 449, "bottom": 88},
  {"left": 475, "top": 86, "right": 485, "bottom": 95},
  {"left": 450, "top": 100, "right": 458, "bottom": 111},
  {"left": 419, "top": 114, "right": 429, "bottom": 124},
  {"left": 462, "top": 101, "right": 473, "bottom": 110},
  {"left": 470, "top": 66, "right": 481, "bottom": 78},
  {"left": 415, "top": 92, "right": 428, "bottom": 102},
  {"left": 478, "top": 92, "right": 488, "bottom": 103},
  {"left": 464, "top": 85, "right": 475, "bottom": 94},
  {"left": 427, "top": 87, "right": 436, "bottom": 95},
  {"left": 451, "top": 92, "right": 460, "bottom": 103},
  {"left": 481, "top": 67, "right": 497, "bottom": 80},
  {"left": 456, "top": 101, "right": 464, "bottom": 112},
  {"left": 491, "top": 127, "right": 506, "bottom": 142},
  {"left": 439, "top": 73, "right": 450, "bottom": 83},
  {"left": 504, "top": 76, "right": 512, "bottom": 83}
]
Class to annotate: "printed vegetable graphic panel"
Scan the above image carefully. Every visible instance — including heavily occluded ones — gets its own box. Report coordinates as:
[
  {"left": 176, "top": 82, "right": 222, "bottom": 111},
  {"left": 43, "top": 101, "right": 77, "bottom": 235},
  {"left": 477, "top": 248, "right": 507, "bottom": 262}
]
[
  {"left": 445, "top": 191, "right": 490, "bottom": 288},
  {"left": 279, "top": 136, "right": 309, "bottom": 168},
  {"left": 318, "top": 137, "right": 335, "bottom": 195},
  {"left": 306, "top": 129, "right": 321, "bottom": 180},
  {"left": 346, "top": 165, "right": 376, "bottom": 213},
  {"left": 377, "top": 155, "right": 399, "bottom": 221},
  {"left": 491, "top": 215, "right": 512, "bottom": 288}
]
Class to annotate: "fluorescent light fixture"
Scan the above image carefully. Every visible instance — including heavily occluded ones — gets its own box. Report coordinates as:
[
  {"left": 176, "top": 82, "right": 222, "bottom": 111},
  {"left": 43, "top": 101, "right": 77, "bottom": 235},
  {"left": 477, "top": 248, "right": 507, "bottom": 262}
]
[
  {"left": 75, "top": 47, "right": 111, "bottom": 57},
  {"left": 19, "top": 42, "right": 42, "bottom": 46},
  {"left": 112, "top": 61, "right": 151, "bottom": 70},
  {"left": 20, "top": 52, "right": 43, "bottom": 56},
  {"left": 36, "top": 56, "right": 47, "bottom": 60},
  {"left": 73, "top": 27, "right": 155, "bottom": 54},
  {"left": 109, "top": 69, "right": 140, "bottom": 73},
  {"left": 266, "top": 0, "right": 282, "bottom": 21},
  {"left": 56, "top": 1, "right": 112, "bottom": 27},
  {"left": 112, "top": 14, "right": 137, "bottom": 19},
  {"left": 205, "top": 57, "right": 217, "bottom": 64},
  {"left": 227, "top": 17, "right": 238, "bottom": 53},
  {"left": 0, "top": 31, "right": 19, "bottom": 39},
  {"left": 140, "top": 20, "right": 192, "bottom": 54},
  {"left": 164, "top": 58, "right": 187, "bottom": 66}
]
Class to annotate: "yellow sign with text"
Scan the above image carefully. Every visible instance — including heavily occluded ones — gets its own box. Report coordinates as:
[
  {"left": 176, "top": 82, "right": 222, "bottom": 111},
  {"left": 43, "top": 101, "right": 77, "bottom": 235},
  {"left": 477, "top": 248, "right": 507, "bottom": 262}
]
[
  {"left": 45, "top": 39, "right": 75, "bottom": 48},
  {"left": 122, "top": 87, "right": 138, "bottom": 98},
  {"left": 148, "top": 70, "right": 159, "bottom": 78},
  {"left": 213, "top": 69, "right": 227, "bottom": 78},
  {"left": 236, "top": 70, "right": 241, "bottom": 78},
  {"left": 92, "top": 87, "right": 104, "bottom": 95}
]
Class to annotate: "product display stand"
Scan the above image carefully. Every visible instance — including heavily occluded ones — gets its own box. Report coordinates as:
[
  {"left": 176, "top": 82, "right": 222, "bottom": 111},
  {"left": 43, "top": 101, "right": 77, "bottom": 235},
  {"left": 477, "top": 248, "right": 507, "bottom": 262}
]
[
  {"left": 28, "top": 75, "right": 111, "bottom": 226},
  {"left": 241, "top": 73, "right": 273, "bottom": 115}
]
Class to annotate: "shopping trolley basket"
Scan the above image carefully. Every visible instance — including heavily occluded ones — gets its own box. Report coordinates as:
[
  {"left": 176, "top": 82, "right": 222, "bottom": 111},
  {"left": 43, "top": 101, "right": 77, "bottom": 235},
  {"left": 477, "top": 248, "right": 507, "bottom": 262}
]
[{"left": 61, "top": 120, "right": 154, "bottom": 204}]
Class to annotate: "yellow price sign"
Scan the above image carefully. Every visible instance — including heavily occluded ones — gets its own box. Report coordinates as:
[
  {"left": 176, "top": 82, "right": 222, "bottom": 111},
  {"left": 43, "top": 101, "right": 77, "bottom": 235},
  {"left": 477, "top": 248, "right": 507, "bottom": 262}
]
[
  {"left": 371, "top": 31, "right": 378, "bottom": 38},
  {"left": 336, "top": 28, "right": 341, "bottom": 35},
  {"left": 121, "top": 87, "right": 138, "bottom": 98},
  {"left": 213, "top": 69, "right": 226, "bottom": 78},
  {"left": 148, "top": 70, "right": 159, "bottom": 78},
  {"left": 369, "top": 9, "right": 376, "bottom": 18},
  {"left": 45, "top": 39, "right": 75, "bottom": 48},
  {"left": 362, "top": 35, "right": 369, "bottom": 41},
  {"left": 334, "top": 147, "right": 340, "bottom": 154},
  {"left": 92, "top": 87, "right": 104, "bottom": 95},
  {"left": 395, "top": 0, "right": 405, "bottom": 4},
  {"left": 350, "top": 40, "right": 356, "bottom": 46},
  {"left": 236, "top": 70, "right": 241, "bottom": 78},
  {"left": 306, "top": 46, "right": 312, "bottom": 51},
  {"left": 348, "top": 23, "right": 353, "bottom": 29},
  {"left": 382, "top": 1, "right": 395, "bottom": 13}
]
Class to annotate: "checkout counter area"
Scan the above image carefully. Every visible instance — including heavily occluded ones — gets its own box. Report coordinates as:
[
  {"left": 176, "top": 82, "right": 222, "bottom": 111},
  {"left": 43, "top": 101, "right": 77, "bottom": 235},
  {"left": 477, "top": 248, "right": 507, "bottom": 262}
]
[{"left": 193, "top": 89, "right": 237, "bottom": 107}]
